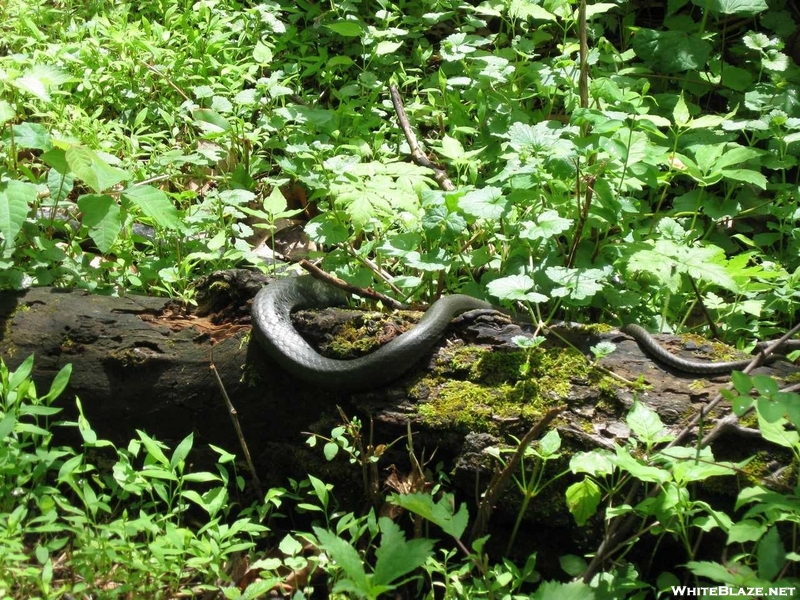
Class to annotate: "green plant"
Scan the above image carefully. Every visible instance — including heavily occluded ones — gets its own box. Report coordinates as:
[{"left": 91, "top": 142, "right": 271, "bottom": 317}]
[{"left": 0, "top": 354, "right": 275, "bottom": 597}]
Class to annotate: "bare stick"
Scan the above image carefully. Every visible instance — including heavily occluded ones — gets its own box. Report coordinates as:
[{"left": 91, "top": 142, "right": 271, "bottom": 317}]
[
  {"left": 210, "top": 356, "right": 262, "bottom": 497},
  {"left": 389, "top": 85, "right": 456, "bottom": 192},
  {"left": 299, "top": 259, "right": 409, "bottom": 310}
]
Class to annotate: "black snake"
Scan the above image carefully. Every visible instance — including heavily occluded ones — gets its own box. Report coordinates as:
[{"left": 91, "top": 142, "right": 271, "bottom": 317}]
[{"left": 251, "top": 276, "right": 794, "bottom": 389}]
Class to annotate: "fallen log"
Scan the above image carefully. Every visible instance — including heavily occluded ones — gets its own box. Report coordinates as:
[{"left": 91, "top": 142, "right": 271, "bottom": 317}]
[{"left": 0, "top": 270, "right": 796, "bottom": 488}]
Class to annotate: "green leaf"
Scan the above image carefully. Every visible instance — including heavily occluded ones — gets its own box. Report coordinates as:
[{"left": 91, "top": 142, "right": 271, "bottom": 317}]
[
  {"left": 632, "top": 29, "right": 711, "bottom": 73},
  {"left": 77, "top": 194, "right": 122, "bottom": 253},
  {"left": 5, "top": 122, "right": 51, "bottom": 150},
  {"left": 10, "top": 64, "right": 70, "bottom": 102},
  {"left": 137, "top": 430, "right": 171, "bottom": 467},
  {"left": 566, "top": 478, "right": 601, "bottom": 526},
  {"left": 170, "top": 433, "right": 194, "bottom": 470},
  {"left": 727, "top": 519, "right": 766, "bottom": 544},
  {"left": 8, "top": 355, "right": 35, "bottom": 391},
  {"left": 486, "top": 274, "right": 548, "bottom": 303},
  {"left": 122, "top": 185, "right": 183, "bottom": 231},
  {"left": 192, "top": 108, "right": 232, "bottom": 133},
  {"left": 519, "top": 209, "right": 573, "bottom": 240},
  {"left": 692, "top": 0, "right": 768, "bottom": 15},
  {"left": 757, "top": 414, "right": 799, "bottom": 448},
  {"left": 531, "top": 580, "right": 594, "bottom": 599},
  {"left": 323, "top": 442, "right": 339, "bottom": 461},
  {"left": 569, "top": 449, "right": 615, "bottom": 476},
  {"left": 66, "top": 146, "right": 129, "bottom": 193},
  {"left": 313, "top": 527, "right": 369, "bottom": 589},
  {"left": 390, "top": 492, "right": 469, "bottom": 539},
  {"left": 673, "top": 94, "right": 690, "bottom": 127},
  {"left": 373, "top": 517, "right": 434, "bottom": 586},
  {"left": 546, "top": 266, "right": 609, "bottom": 301},
  {"left": 0, "top": 100, "right": 16, "bottom": 126},
  {"left": 538, "top": 428, "right": 561, "bottom": 457},
  {"left": 0, "top": 180, "right": 37, "bottom": 254},
  {"left": 685, "top": 561, "right": 739, "bottom": 584},
  {"left": 720, "top": 168, "right": 767, "bottom": 189},
  {"left": 44, "top": 363, "right": 72, "bottom": 403},
  {"left": 757, "top": 526, "right": 786, "bottom": 581},
  {"left": 626, "top": 401, "right": 670, "bottom": 444},
  {"left": 325, "top": 21, "right": 364, "bottom": 37},
  {"left": 612, "top": 446, "right": 669, "bottom": 483},
  {"left": 0, "top": 413, "right": 17, "bottom": 440}
]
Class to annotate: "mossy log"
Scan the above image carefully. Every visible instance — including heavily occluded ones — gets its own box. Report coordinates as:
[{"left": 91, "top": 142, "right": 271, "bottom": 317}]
[{"left": 0, "top": 270, "right": 797, "bottom": 492}]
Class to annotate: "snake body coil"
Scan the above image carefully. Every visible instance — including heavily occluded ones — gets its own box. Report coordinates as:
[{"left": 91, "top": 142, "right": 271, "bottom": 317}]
[{"left": 251, "top": 276, "right": 493, "bottom": 390}]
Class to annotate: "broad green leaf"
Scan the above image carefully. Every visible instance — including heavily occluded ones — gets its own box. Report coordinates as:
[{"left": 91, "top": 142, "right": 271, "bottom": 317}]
[
  {"left": 0, "top": 100, "right": 15, "bottom": 126},
  {"left": 720, "top": 168, "right": 767, "bottom": 189},
  {"left": 632, "top": 29, "right": 711, "bottom": 73},
  {"left": 10, "top": 65, "right": 70, "bottom": 102},
  {"left": 685, "top": 561, "right": 739, "bottom": 584},
  {"left": 375, "top": 40, "right": 403, "bottom": 55},
  {"left": 390, "top": 492, "right": 469, "bottom": 539},
  {"left": 323, "top": 442, "right": 339, "bottom": 461},
  {"left": 757, "top": 414, "right": 798, "bottom": 448},
  {"left": 569, "top": 449, "right": 615, "bottom": 476},
  {"left": 713, "top": 145, "right": 762, "bottom": 170},
  {"left": 46, "top": 167, "right": 74, "bottom": 203},
  {"left": 508, "top": 0, "right": 555, "bottom": 21},
  {"left": 0, "top": 180, "right": 36, "bottom": 254},
  {"left": 531, "top": 579, "right": 594, "bottom": 599},
  {"left": 693, "top": 0, "right": 768, "bottom": 15},
  {"left": 253, "top": 41, "right": 273, "bottom": 64},
  {"left": 458, "top": 186, "right": 508, "bottom": 219},
  {"left": 4, "top": 122, "right": 51, "bottom": 150},
  {"left": 537, "top": 428, "right": 561, "bottom": 457},
  {"left": 673, "top": 94, "right": 690, "bottom": 127},
  {"left": 727, "top": 519, "right": 766, "bottom": 544},
  {"left": 279, "top": 534, "right": 304, "bottom": 557},
  {"left": 566, "top": 478, "right": 601, "bottom": 526},
  {"left": 122, "top": 185, "right": 183, "bottom": 231},
  {"left": 519, "top": 209, "right": 573, "bottom": 240},
  {"left": 373, "top": 517, "right": 434, "bottom": 586},
  {"left": 325, "top": 21, "right": 364, "bottom": 37},
  {"left": 313, "top": 527, "right": 369, "bottom": 589},
  {"left": 66, "top": 146, "right": 129, "bottom": 193},
  {"left": 546, "top": 266, "right": 609, "bottom": 301},
  {"left": 626, "top": 401, "right": 670, "bottom": 444},
  {"left": 757, "top": 526, "right": 785, "bottom": 581},
  {"left": 192, "top": 108, "right": 232, "bottom": 133},
  {"left": 487, "top": 274, "right": 548, "bottom": 303},
  {"left": 77, "top": 194, "right": 122, "bottom": 253},
  {"left": 613, "top": 446, "right": 669, "bottom": 483}
]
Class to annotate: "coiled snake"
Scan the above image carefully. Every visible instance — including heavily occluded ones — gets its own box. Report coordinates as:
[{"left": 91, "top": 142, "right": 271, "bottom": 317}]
[
  {"left": 251, "top": 277, "right": 794, "bottom": 389},
  {"left": 251, "top": 276, "right": 492, "bottom": 390}
]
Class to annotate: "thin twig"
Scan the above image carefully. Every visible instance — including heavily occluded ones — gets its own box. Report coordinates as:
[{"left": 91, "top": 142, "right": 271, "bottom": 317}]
[
  {"left": 210, "top": 355, "right": 263, "bottom": 497},
  {"left": 389, "top": 85, "right": 456, "bottom": 191},
  {"left": 299, "top": 259, "right": 409, "bottom": 310}
]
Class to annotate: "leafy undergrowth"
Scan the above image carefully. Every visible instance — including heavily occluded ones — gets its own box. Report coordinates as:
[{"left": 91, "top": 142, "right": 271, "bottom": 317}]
[{"left": 4, "top": 354, "right": 800, "bottom": 597}]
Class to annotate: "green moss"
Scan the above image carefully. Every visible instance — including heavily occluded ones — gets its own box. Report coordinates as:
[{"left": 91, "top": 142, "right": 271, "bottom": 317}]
[
  {"left": 413, "top": 344, "right": 624, "bottom": 433},
  {"left": 324, "top": 312, "right": 410, "bottom": 358}
]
